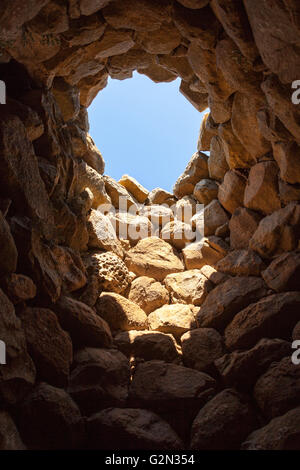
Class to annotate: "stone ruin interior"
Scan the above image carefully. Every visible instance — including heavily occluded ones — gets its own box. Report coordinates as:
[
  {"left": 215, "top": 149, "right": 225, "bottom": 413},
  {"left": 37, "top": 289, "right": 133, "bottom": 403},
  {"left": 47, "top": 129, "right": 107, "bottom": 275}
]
[{"left": 0, "top": 0, "right": 300, "bottom": 451}]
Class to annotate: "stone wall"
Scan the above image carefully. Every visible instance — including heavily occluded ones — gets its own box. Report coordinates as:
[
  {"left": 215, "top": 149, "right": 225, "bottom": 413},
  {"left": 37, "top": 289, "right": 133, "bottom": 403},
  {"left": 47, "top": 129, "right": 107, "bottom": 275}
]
[{"left": 0, "top": 0, "right": 300, "bottom": 450}]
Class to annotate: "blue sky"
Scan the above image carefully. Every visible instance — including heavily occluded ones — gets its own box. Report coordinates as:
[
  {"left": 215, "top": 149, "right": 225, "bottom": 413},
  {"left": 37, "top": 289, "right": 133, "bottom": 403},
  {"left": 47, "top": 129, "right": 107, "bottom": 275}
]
[{"left": 89, "top": 72, "right": 206, "bottom": 193}]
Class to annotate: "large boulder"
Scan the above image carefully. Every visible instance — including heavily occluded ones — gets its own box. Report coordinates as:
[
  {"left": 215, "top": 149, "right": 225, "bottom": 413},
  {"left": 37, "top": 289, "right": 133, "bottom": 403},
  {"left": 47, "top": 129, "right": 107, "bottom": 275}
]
[
  {"left": 161, "top": 219, "right": 195, "bottom": 250},
  {"left": 95, "top": 292, "right": 148, "bottom": 332},
  {"left": 215, "top": 338, "right": 291, "bottom": 391},
  {"left": 115, "top": 330, "right": 181, "bottom": 363},
  {"left": 242, "top": 407, "right": 300, "bottom": 450},
  {"left": 273, "top": 141, "right": 300, "bottom": 185},
  {"left": 80, "top": 251, "right": 131, "bottom": 306},
  {"left": 0, "top": 211, "right": 18, "bottom": 277},
  {"left": 197, "top": 276, "right": 267, "bottom": 331},
  {"left": 18, "top": 383, "right": 85, "bottom": 450},
  {"left": 173, "top": 152, "right": 209, "bottom": 198},
  {"left": 254, "top": 357, "right": 300, "bottom": 419},
  {"left": 164, "top": 269, "right": 213, "bottom": 306},
  {"left": 244, "top": 161, "right": 281, "bottom": 215},
  {"left": 2, "top": 273, "right": 36, "bottom": 305},
  {"left": 128, "top": 276, "right": 169, "bottom": 314},
  {"left": 218, "top": 170, "right": 246, "bottom": 214},
  {"left": 54, "top": 295, "right": 113, "bottom": 348},
  {"left": 216, "top": 249, "right": 265, "bottom": 276},
  {"left": 229, "top": 207, "right": 262, "bottom": 250},
  {"left": 87, "top": 210, "right": 123, "bottom": 257},
  {"left": 148, "top": 303, "right": 197, "bottom": 338},
  {"left": 208, "top": 136, "right": 229, "bottom": 182},
  {"left": 181, "top": 328, "right": 224, "bottom": 372},
  {"left": 108, "top": 211, "right": 153, "bottom": 245},
  {"left": 129, "top": 360, "right": 216, "bottom": 439},
  {"left": 125, "top": 237, "right": 184, "bottom": 281},
  {"left": 20, "top": 307, "right": 73, "bottom": 388},
  {"left": 191, "top": 389, "right": 258, "bottom": 450},
  {"left": 204, "top": 199, "right": 229, "bottom": 236},
  {"left": 193, "top": 179, "right": 219, "bottom": 206},
  {"left": 225, "top": 292, "right": 300, "bottom": 350},
  {"left": 261, "top": 251, "right": 300, "bottom": 292},
  {"left": 119, "top": 174, "right": 149, "bottom": 203},
  {"left": 182, "top": 237, "right": 229, "bottom": 270},
  {"left": 87, "top": 408, "right": 183, "bottom": 450},
  {"left": 249, "top": 203, "right": 300, "bottom": 258},
  {"left": 0, "top": 411, "right": 25, "bottom": 450},
  {"left": 0, "top": 289, "right": 36, "bottom": 405},
  {"left": 68, "top": 347, "right": 130, "bottom": 415}
]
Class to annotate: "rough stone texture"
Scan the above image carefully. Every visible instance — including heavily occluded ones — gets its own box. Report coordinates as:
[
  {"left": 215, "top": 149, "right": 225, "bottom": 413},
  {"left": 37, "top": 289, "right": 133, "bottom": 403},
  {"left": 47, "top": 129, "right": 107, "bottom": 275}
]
[
  {"left": 147, "top": 188, "right": 176, "bottom": 207},
  {"left": 244, "top": 161, "right": 281, "bottom": 215},
  {"left": 18, "top": 383, "right": 85, "bottom": 450},
  {"left": 181, "top": 328, "right": 224, "bottom": 372},
  {"left": 87, "top": 209, "right": 123, "bottom": 257},
  {"left": 173, "top": 152, "right": 209, "bottom": 198},
  {"left": 191, "top": 389, "right": 258, "bottom": 450},
  {"left": 87, "top": 408, "right": 183, "bottom": 450},
  {"left": 2, "top": 273, "right": 36, "bottom": 304},
  {"left": 175, "top": 195, "right": 197, "bottom": 224},
  {"left": 68, "top": 347, "right": 130, "bottom": 415},
  {"left": 0, "top": 289, "right": 36, "bottom": 405},
  {"left": 204, "top": 199, "right": 229, "bottom": 236},
  {"left": 96, "top": 292, "right": 148, "bottom": 332},
  {"left": 253, "top": 357, "right": 300, "bottom": 419},
  {"left": 262, "top": 252, "right": 300, "bottom": 292},
  {"left": 125, "top": 237, "right": 184, "bottom": 281},
  {"left": 249, "top": 203, "right": 300, "bottom": 258},
  {"left": 197, "top": 276, "right": 267, "bottom": 331},
  {"left": 128, "top": 276, "right": 169, "bottom": 314},
  {"left": 293, "top": 321, "right": 300, "bottom": 341},
  {"left": 54, "top": 295, "right": 113, "bottom": 349},
  {"left": 193, "top": 179, "right": 219, "bottom": 206},
  {"left": 20, "top": 307, "right": 73, "bottom": 387},
  {"left": 148, "top": 304, "right": 197, "bottom": 338},
  {"left": 161, "top": 219, "right": 195, "bottom": 250},
  {"left": 103, "top": 175, "right": 138, "bottom": 211},
  {"left": 164, "top": 270, "right": 212, "bottom": 306},
  {"left": 109, "top": 211, "right": 153, "bottom": 245},
  {"left": 242, "top": 408, "right": 300, "bottom": 450},
  {"left": 218, "top": 170, "right": 246, "bottom": 214},
  {"left": 215, "top": 338, "right": 291, "bottom": 391},
  {"left": 82, "top": 251, "right": 131, "bottom": 303},
  {"left": 141, "top": 205, "right": 174, "bottom": 227},
  {"left": 225, "top": 292, "right": 300, "bottom": 351},
  {"left": 119, "top": 174, "right": 149, "bottom": 203},
  {"left": 130, "top": 360, "right": 216, "bottom": 414},
  {"left": 216, "top": 250, "right": 265, "bottom": 277},
  {"left": 208, "top": 136, "right": 229, "bottom": 182},
  {"left": 115, "top": 330, "right": 181, "bottom": 363},
  {"left": 1, "top": 0, "right": 300, "bottom": 451},
  {"left": 231, "top": 92, "right": 271, "bottom": 159},
  {"left": 0, "top": 211, "right": 18, "bottom": 277},
  {"left": 273, "top": 141, "right": 300, "bottom": 185},
  {"left": 182, "top": 237, "right": 228, "bottom": 270}
]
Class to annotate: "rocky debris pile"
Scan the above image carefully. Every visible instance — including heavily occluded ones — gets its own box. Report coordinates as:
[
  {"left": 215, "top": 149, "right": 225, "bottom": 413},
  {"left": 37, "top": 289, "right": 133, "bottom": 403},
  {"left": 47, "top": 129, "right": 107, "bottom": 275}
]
[{"left": 0, "top": 0, "right": 300, "bottom": 451}]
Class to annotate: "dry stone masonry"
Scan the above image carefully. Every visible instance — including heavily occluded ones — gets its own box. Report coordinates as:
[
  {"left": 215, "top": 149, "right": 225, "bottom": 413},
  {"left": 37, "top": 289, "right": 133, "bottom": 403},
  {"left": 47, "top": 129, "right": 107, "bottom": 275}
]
[{"left": 0, "top": 0, "right": 300, "bottom": 450}]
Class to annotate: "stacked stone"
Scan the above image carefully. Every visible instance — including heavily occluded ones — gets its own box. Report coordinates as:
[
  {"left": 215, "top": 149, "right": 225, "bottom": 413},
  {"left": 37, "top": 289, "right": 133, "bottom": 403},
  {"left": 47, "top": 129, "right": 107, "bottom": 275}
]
[{"left": 0, "top": 0, "right": 300, "bottom": 451}]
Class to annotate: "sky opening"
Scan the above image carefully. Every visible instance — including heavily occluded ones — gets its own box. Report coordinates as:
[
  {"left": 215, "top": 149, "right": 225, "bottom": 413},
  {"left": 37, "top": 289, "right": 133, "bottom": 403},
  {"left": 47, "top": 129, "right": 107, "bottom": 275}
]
[{"left": 89, "top": 72, "right": 206, "bottom": 193}]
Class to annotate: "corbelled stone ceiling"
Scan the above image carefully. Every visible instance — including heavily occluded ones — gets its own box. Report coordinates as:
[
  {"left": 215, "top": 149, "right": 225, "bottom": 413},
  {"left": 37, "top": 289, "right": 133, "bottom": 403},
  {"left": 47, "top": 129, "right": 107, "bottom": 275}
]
[{"left": 0, "top": 0, "right": 300, "bottom": 451}]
